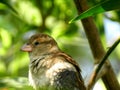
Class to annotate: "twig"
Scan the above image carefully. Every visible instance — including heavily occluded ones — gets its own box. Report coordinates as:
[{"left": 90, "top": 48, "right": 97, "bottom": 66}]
[
  {"left": 97, "top": 38, "right": 120, "bottom": 75},
  {"left": 87, "top": 38, "right": 120, "bottom": 89}
]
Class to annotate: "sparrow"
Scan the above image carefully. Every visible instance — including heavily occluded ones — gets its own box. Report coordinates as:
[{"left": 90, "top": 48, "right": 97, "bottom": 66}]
[{"left": 21, "top": 33, "right": 86, "bottom": 90}]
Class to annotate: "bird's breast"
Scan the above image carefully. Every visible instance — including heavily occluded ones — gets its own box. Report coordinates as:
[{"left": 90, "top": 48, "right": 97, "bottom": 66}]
[{"left": 29, "top": 60, "right": 77, "bottom": 89}]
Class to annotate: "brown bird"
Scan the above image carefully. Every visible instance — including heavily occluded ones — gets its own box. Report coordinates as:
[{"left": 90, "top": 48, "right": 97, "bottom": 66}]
[{"left": 21, "top": 33, "right": 86, "bottom": 90}]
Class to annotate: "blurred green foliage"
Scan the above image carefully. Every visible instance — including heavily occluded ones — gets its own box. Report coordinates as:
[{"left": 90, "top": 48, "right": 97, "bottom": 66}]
[{"left": 0, "top": 0, "right": 120, "bottom": 90}]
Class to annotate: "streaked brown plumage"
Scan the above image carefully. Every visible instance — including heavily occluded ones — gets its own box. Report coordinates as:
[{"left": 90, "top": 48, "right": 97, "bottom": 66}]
[{"left": 21, "top": 33, "right": 86, "bottom": 90}]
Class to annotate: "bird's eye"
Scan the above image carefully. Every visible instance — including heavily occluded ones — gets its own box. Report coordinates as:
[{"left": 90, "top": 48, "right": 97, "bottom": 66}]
[{"left": 34, "top": 42, "right": 40, "bottom": 46}]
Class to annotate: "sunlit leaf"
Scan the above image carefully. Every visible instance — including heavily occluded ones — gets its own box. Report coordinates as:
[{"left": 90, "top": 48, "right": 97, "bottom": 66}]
[
  {"left": 0, "top": 28, "right": 12, "bottom": 48},
  {"left": 16, "top": 0, "right": 42, "bottom": 26},
  {"left": 69, "top": 0, "right": 120, "bottom": 23}
]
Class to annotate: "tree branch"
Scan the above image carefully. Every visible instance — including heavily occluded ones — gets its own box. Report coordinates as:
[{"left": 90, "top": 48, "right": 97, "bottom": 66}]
[
  {"left": 96, "top": 38, "right": 120, "bottom": 76},
  {"left": 73, "top": 0, "right": 120, "bottom": 90},
  {"left": 88, "top": 38, "right": 120, "bottom": 89}
]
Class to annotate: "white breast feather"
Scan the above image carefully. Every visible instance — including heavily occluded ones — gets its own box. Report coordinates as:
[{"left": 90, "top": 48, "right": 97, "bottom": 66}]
[{"left": 29, "top": 61, "right": 76, "bottom": 89}]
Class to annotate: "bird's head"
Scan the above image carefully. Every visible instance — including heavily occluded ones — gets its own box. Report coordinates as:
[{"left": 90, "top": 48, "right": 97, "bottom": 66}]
[{"left": 21, "top": 33, "right": 59, "bottom": 59}]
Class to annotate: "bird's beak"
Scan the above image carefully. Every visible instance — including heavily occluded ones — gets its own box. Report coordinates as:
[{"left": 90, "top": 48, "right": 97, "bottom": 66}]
[{"left": 21, "top": 44, "right": 32, "bottom": 52}]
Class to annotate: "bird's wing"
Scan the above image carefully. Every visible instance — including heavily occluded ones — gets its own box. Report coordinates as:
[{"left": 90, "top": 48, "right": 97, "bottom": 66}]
[{"left": 53, "top": 52, "right": 86, "bottom": 90}]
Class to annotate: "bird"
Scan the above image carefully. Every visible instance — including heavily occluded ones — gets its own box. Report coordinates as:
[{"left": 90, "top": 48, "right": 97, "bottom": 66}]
[{"left": 21, "top": 33, "right": 86, "bottom": 90}]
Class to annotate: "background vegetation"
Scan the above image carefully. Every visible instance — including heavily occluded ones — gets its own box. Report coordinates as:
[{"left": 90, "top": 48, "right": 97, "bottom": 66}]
[{"left": 0, "top": 0, "right": 120, "bottom": 90}]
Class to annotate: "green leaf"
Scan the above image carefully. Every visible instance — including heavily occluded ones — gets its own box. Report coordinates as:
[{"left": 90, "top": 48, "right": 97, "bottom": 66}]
[{"left": 69, "top": 0, "right": 120, "bottom": 23}]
